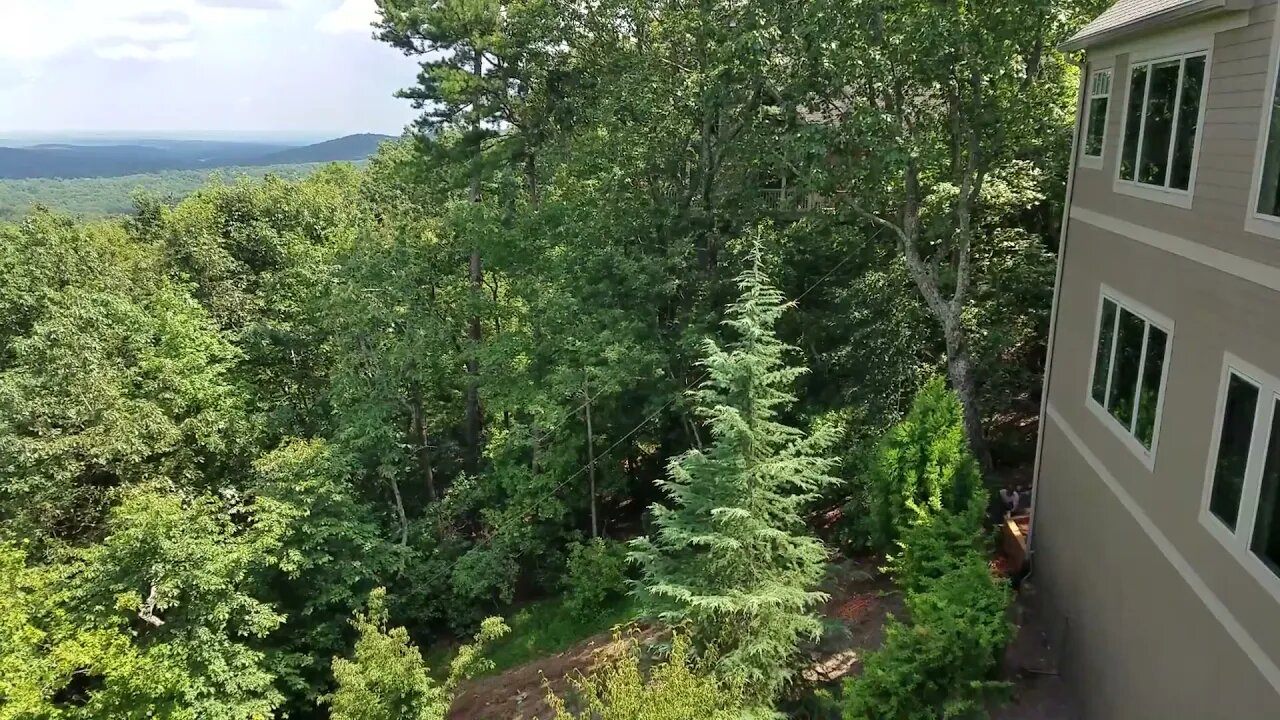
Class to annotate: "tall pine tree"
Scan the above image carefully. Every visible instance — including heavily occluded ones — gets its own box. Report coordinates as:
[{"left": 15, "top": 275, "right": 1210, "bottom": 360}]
[{"left": 631, "top": 233, "right": 838, "bottom": 702}]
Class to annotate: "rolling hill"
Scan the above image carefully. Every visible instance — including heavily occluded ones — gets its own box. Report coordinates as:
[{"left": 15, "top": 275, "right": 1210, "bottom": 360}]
[
  {"left": 0, "top": 134, "right": 395, "bottom": 180},
  {"left": 253, "top": 133, "right": 393, "bottom": 165}
]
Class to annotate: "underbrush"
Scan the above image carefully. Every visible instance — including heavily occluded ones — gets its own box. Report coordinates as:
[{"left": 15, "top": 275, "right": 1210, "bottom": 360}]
[{"left": 428, "top": 594, "right": 642, "bottom": 679}]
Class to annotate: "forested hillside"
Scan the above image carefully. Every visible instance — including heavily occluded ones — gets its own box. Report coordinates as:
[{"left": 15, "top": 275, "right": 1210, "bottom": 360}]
[
  {"left": 0, "top": 134, "right": 392, "bottom": 180},
  {"left": 0, "top": 163, "right": 327, "bottom": 221},
  {"left": 0, "top": 0, "right": 1106, "bottom": 717}
]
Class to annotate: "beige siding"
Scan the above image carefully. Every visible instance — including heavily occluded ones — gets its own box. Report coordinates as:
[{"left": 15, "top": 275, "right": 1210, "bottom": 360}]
[
  {"left": 1073, "top": 1, "right": 1280, "bottom": 268},
  {"left": 1036, "top": 421, "right": 1277, "bottom": 719},
  {"left": 1036, "top": 4, "right": 1280, "bottom": 715},
  {"left": 1038, "top": 217, "right": 1280, "bottom": 715}
]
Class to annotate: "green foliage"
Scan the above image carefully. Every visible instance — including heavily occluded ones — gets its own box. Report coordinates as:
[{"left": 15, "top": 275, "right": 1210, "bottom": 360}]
[
  {"left": 0, "top": 0, "right": 1081, "bottom": 710},
  {"left": 548, "top": 635, "right": 747, "bottom": 720},
  {"left": 563, "top": 538, "right": 630, "bottom": 621},
  {"left": 71, "top": 489, "right": 286, "bottom": 719},
  {"left": 0, "top": 164, "right": 328, "bottom": 222},
  {"left": 885, "top": 507, "right": 989, "bottom": 596},
  {"left": 632, "top": 236, "right": 839, "bottom": 701},
  {"left": 251, "top": 439, "right": 399, "bottom": 707},
  {"left": 840, "top": 558, "right": 1013, "bottom": 720},
  {"left": 863, "top": 377, "right": 986, "bottom": 551},
  {"left": 842, "top": 477, "right": 1012, "bottom": 720},
  {"left": 0, "top": 210, "right": 248, "bottom": 546},
  {"left": 475, "top": 595, "right": 639, "bottom": 676},
  {"left": 0, "top": 543, "right": 65, "bottom": 717},
  {"left": 329, "top": 588, "right": 507, "bottom": 720}
]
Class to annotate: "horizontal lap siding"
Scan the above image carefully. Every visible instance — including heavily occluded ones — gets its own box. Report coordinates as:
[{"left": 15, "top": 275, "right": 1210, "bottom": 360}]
[
  {"left": 1072, "top": 1, "right": 1280, "bottom": 270},
  {"left": 1041, "top": 221, "right": 1280, "bottom": 716}
]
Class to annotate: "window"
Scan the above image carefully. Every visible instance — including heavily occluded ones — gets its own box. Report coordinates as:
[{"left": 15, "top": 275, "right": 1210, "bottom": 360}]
[
  {"left": 1203, "top": 358, "right": 1280, "bottom": 592},
  {"left": 1118, "top": 53, "right": 1207, "bottom": 192},
  {"left": 1084, "top": 69, "right": 1111, "bottom": 159},
  {"left": 1089, "top": 293, "right": 1172, "bottom": 456},
  {"left": 1257, "top": 55, "right": 1280, "bottom": 217},
  {"left": 1209, "top": 373, "right": 1259, "bottom": 530}
]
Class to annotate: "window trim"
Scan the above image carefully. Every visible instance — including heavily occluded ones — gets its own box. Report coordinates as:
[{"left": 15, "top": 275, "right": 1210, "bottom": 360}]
[
  {"left": 1245, "top": 9, "right": 1280, "bottom": 240},
  {"left": 1084, "top": 285, "right": 1175, "bottom": 470},
  {"left": 1081, "top": 67, "right": 1113, "bottom": 170},
  {"left": 1112, "top": 48, "right": 1212, "bottom": 209},
  {"left": 1199, "top": 353, "right": 1280, "bottom": 605}
]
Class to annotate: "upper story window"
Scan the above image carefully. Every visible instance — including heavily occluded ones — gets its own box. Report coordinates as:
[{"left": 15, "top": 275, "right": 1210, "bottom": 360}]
[
  {"left": 1118, "top": 52, "right": 1207, "bottom": 193},
  {"left": 1084, "top": 69, "right": 1112, "bottom": 160},
  {"left": 1202, "top": 356, "right": 1280, "bottom": 596},
  {"left": 1251, "top": 30, "right": 1280, "bottom": 232},
  {"left": 1088, "top": 290, "right": 1173, "bottom": 465}
]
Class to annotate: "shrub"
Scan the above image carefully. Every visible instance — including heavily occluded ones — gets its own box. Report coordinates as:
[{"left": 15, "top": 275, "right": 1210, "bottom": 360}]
[
  {"left": 547, "top": 634, "right": 747, "bottom": 720},
  {"left": 563, "top": 538, "right": 629, "bottom": 621},
  {"left": 328, "top": 588, "right": 508, "bottom": 720},
  {"left": 865, "top": 377, "right": 985, "bottom": 551},
  {"left": 885, "top": 505, "right": 988, "bottom": 595},
  {"left": 840, "top": 558, "right": 1013, "bottom": 720}
]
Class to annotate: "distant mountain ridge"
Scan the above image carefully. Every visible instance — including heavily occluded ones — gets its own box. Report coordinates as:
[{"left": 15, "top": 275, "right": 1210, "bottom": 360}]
[
  {"left": 0, "top": 134, "right": 395, "bottom": 180},
  {"left": 254, "top": 134, "right": 391, "bottom": 165}
]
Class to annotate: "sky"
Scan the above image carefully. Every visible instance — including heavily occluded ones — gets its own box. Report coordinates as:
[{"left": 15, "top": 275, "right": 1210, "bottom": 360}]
[{"left": 0, "top": 0, "right": 423, "bottom": 138}]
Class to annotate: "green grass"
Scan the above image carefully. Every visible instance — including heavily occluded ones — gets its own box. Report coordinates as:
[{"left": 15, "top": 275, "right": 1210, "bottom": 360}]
[{"left": 427, "top": 595, "right": 641, "bottom": 679}]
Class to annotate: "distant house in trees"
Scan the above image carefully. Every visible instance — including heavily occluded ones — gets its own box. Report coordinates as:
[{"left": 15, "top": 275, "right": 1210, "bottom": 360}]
[{"left": 1031, "top": 0, "right": 1280, "bottom": 716}]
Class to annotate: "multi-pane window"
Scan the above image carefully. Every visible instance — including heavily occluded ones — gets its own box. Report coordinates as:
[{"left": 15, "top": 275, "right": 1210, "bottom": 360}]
[
  {"left": 1256, "top": 60, "right": 1280, "bottom": 217},
  {"left": 1090, "top": 295, "right": 1171, "bottom": 452},
  {"left": 1084, "top": 69, "right": 1111, "bottom": 158},
  {"left": 1209, "top": 374, "right": 1258, "bottom": 530},
  {"left": 1205, "top": 361, "right": 1280, "bottom": 584},
  {"left": 1118, "top": 53, "right": 1207, "bottom": 191}
]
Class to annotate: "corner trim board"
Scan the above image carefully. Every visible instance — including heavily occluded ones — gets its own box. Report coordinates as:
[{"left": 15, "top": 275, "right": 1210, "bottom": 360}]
[
  {"left": 1045, "top": 404, "right": 1280, "bottom": 697},
  {"left": 1069, "top": 205, "right": 1280, "bottom": 292}
]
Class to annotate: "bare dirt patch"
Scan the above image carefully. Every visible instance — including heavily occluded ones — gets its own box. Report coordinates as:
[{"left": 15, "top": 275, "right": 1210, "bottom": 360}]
[
  {"left": 447, "top": 556, "right": 1076, "bottom": 720},
  {"left": 448, "top": 627, "right": 656, "bottom": 720}
]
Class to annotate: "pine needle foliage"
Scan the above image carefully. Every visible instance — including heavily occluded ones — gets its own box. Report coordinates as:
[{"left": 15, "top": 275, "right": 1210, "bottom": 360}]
[
  {"left": 866, "top": 376, "right": 985, "bottom": 551},
  {"left": 631, "top": 235, "right": 839, "bottom": 702}
]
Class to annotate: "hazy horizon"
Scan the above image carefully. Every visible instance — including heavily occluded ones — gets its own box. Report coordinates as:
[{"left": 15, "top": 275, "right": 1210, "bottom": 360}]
[{"left": 0, "top": 129, "right": 398, "bottom": 147}]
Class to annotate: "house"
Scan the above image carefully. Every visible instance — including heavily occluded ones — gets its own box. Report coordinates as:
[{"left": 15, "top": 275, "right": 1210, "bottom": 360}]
[{"left": 1029, "top": 0, "right": 1280, "bottom": 716}]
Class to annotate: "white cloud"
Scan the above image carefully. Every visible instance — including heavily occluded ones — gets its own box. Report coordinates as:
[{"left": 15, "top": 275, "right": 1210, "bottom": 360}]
[
  {"left": 100, "top": 21, "right": 193, "bottom": 44},
  {"left": 95, "top": 42, "right": 198, "bottom": 62},
  {"left": 0, "top": 0, "right": 266, "bottom": 63},
  {"left": 0, "top": 0, "right": 421, "bottom": 134},
  {"left": 317, "top": 0, "right": 377, "bottom": 34}
]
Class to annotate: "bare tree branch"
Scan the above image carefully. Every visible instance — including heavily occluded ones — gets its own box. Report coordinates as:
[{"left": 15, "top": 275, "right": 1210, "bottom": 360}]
[{"left": 138, "top": 583, "right": 165, "bottom": 628}]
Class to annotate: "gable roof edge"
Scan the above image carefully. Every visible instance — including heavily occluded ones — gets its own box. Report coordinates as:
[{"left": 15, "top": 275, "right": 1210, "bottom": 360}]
[{"left": 1060, "top": 0, "right": 1254, "bottom": 52}]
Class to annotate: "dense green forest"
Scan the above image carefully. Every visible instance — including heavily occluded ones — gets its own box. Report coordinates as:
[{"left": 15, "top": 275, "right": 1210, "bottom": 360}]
[
  {"left": 0, "top": 0, "right": 1106, "bottom": 717},
  {"left": 0, "top": 164, "right": 328, "bottom": 221}
]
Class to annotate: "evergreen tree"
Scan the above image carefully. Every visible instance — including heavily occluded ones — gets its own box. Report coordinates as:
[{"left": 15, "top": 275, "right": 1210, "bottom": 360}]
[
  {"left": 631, "top": 233, "right": 838, "bottom": 702},
  {"left": 864, "top": 376, "right": 986, "bottom": 551}
]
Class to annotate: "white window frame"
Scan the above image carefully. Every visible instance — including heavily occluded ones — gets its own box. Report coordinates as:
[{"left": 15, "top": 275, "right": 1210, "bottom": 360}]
[
  {"left": 1199, "top": 353, "right": 1280, "bottom": 604},
  {"left": 1081, "top": 67, "right": 1113, "bottom": 170},
  {"left": 1113, "top": 47, "right": 1212, "bottom": 209},
  {"left": 1245, "top": 10, "right": 1280, "bottom": 240},
  {"left": 1084, "top": 285, "right": 1175, "bottom": 470}
]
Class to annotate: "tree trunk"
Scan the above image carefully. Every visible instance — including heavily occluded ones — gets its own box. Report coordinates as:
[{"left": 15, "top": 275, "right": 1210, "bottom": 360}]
[
  {"left": 584, "top": 377, "right": 599, "bottom": 539},
  {"left": 464, "top": 51, "right": 485, "bottom": 475},
  {"left": 410, "top": 385, "right": 437, "bottom": 502},
  {"left": 389, "top": 476, "right": 409, "bottom": 546},
  {"left": 525, "top": 151, "right": 539, "bottom": 205},
  {"left": 942, "top": 321, "right": 993, "bottom": 474},
  {"left": 531, "top": 415, "right": 541, "bottom": 475}
]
